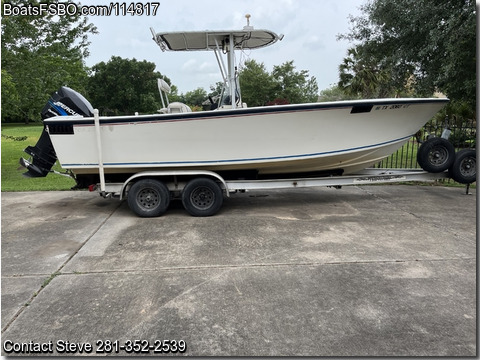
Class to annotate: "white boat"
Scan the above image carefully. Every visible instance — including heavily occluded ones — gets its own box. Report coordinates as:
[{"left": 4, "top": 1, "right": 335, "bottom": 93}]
[{"left": 21, "top": 18, "right": 448, "bottom": 189}]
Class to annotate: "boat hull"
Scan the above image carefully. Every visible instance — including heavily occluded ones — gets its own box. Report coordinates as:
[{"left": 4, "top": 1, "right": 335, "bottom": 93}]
[{"left": 44, "top": 98, "right": 448, "bottom": 178}]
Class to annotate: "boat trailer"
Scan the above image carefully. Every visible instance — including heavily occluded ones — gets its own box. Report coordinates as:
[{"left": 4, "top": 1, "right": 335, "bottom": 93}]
[{"left": 92, "top": 168, "right": 458, "bottom": 217}]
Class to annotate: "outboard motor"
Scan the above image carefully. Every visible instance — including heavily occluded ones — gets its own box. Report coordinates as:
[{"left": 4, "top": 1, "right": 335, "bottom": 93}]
[
  {"left": 20, "top": 86, "right": 94, "bottom": 177},
  {"left": 41, "top": 86, "right": 94, "bottom": 119}
]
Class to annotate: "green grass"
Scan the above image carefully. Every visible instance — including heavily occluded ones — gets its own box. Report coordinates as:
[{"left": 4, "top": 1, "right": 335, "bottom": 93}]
[{"left": 1, "top": 124, "right": 76, "bottom": 191}]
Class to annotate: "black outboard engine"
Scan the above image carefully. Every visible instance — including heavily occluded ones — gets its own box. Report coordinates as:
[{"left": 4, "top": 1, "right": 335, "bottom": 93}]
[
  {"left": 41, "top": 86, "right": 94, "bottom": 119},
  {"left": 20, "top": 86, "right": 94, "bottom": 177}
]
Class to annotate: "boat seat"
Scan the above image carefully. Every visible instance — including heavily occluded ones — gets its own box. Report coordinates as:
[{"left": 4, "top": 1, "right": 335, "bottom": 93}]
[
  {"left": 158, "top": 102, "right": 192, "bottom": 114},
  {"left": 167, "top": 102, "right": 192, "bottom": 113},
  {"left": 157, "top": 78, "right": 191, "bottom": 113}
]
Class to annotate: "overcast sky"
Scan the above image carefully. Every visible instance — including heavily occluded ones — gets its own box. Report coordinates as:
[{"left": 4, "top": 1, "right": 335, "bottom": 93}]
[{"left": 83, "top": 0, "right": 365, "bottom": 94}]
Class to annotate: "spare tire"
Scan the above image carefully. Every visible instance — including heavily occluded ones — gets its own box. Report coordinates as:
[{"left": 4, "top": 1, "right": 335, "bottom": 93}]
[
  {"left": 449, "top": 149, "right": 476, "bottom": 184},
  {"left": 417, "top": 137, "right": 455, "bottom": 173}
]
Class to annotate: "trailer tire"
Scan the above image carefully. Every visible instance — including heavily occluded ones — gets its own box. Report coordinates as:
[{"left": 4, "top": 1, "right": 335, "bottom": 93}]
[
  {"left": 182, "top": 177, "right": 223, "bottom": 217},
  {"left": 449, "top": 149, "right": 476, "bottom": 184},
  {"left": 127, "top": 179, "right": 170, "bottom": 217},
  {"left": 417, "top": 137, "right": 455, "bottom": 173}
]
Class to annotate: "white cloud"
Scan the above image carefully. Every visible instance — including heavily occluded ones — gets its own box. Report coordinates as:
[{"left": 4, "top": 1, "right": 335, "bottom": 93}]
[
  {"left": 302, "top": 35, "right": 325, "bottom": 51},
  {"left": 181, "top": 59, "right": 197, "bottom": 72}
]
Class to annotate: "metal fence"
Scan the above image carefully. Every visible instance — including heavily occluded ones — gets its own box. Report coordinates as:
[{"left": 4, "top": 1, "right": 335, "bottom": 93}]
[{"left": 374, "top": 115, "right": 476, "bottom": 170}]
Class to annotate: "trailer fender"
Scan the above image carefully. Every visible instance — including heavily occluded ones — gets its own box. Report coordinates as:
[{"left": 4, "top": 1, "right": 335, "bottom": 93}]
[{"left": 119, "top": 170, "right": 230, "bottom": 200}]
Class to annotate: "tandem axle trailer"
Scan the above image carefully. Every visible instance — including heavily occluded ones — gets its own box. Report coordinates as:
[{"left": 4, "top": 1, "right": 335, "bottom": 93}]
[{"left": 91, "top": 168, "right": 457, "bottom": 217}]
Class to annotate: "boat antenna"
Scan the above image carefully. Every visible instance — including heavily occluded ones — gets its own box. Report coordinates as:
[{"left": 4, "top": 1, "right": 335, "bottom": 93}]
[{"left": 243, "top": 14, "right": 254, "bottom": 30}]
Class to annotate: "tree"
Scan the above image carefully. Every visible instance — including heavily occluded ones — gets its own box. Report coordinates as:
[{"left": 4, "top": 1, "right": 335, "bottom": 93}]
[
  {"left": 239, "top": 59, "right": 275, "bottom": 106},
  {"left": 318, "top": 85, "right": 359, "bottom": 102},
  {"left": 338, "top": 0, "right": 476, "bottom": 107},
  {"left": 239, "top": 59, "right": 319, "bottom": 106},
  {"left": 338, "top": 47, "right": 404, "bottom": 98},
  {"left": 87, "top": 56, "right": 170, "bottom": 115},
  {"left": 1, "top": 0, "right": 97, "bottom": 122},
  {"left": 272, "top": 61, "right": 319, "bottom": 104},
  {"left": 183, "top": 88, "right": 208, "bottom": 108},
  {"left": 1, "top": 69, "right": 19, "bottom": 121}
]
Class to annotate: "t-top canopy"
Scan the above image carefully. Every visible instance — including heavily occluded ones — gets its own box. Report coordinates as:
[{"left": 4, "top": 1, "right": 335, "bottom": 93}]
[{"left": 151, "top": 29, "right": 283, "bottom": 52}]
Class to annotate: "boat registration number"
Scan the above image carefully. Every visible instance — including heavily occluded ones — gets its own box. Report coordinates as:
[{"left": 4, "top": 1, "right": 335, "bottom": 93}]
[{"left": 374, "top": 104, "right": 411, "bottom": 110}]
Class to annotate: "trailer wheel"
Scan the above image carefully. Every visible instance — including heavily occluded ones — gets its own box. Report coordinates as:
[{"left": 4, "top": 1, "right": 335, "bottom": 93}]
[
  {"left": 127, "top": 179, "right": 170, "bottom": 217},
  {"left": 417, "top": 137, "right": 455, "bottom": 173},
  {"left": 182, "top": 178, "right": 223, "bottom": 217},
  {"left": 449, "top": 149, "right": 476, "bottom": 184}
]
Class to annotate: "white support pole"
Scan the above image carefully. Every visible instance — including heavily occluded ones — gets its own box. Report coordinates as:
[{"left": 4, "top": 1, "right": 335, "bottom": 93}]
[
  {"left": 228, "top": 33, "right": 236, "bottom": 109},
  {"left": 214, "top": 39, "right": 228, "bottom": 84},
  {"left": 94, "top": 109, "right": 106, "bottom": 192},
  {"left": 157, "top": 79, "right": 166, "bottom": 109}
]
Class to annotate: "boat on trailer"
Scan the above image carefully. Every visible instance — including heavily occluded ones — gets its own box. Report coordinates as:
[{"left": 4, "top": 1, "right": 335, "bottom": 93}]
[{"left": 21, "top": 16, "right": 469, "bottom": 217}]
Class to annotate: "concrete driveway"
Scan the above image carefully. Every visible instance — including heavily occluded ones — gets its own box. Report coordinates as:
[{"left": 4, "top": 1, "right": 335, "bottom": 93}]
[{"left": 1, "top": 185, "right": 476, "bottom": 356}]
